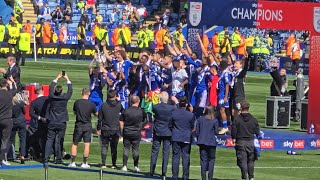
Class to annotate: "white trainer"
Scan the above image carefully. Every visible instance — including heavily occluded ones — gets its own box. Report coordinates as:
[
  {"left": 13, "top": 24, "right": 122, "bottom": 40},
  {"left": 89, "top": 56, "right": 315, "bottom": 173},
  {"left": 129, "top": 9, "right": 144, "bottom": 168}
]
[
  {"left": 81, "top": 163, "right": 90, "bottom": 168},
  {"left": 2, "top": 160, "right": 11, "bottom": 166},
  {"left": 68, "top": 162, "right": 76, "bottom": 168},
  {"left": 121, "top": 166, "right": 127, "bottom": 172},
  {"left": 133, "top": 166, "right": 140, "bottom": 172}
]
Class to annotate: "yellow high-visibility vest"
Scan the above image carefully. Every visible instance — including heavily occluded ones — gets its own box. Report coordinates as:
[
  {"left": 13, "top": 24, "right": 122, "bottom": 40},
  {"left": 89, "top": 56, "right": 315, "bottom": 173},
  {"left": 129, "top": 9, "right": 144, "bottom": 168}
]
[{"left": 18, "top": 32, "right": 30, "bottom": 51}]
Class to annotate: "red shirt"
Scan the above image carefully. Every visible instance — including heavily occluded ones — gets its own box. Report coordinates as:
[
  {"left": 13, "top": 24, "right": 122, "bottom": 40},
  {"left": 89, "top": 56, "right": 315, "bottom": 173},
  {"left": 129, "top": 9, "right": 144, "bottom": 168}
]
[
  {"left": 209, "top": 75, "right": 219, "bottom": 107},
  {"left": 86, "top": 0, "right": 94, "bottom": 5}
]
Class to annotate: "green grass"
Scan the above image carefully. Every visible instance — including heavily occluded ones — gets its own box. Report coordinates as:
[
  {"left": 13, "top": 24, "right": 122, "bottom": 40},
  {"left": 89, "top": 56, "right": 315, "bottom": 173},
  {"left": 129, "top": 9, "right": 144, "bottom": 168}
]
[{"left": 0, "top": 59, "right": 317, "bottom": 180}]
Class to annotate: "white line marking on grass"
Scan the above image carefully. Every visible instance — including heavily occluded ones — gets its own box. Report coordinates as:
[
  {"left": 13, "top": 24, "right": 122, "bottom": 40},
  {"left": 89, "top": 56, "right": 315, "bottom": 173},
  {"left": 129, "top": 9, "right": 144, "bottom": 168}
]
[{"left": 27, "top": 61, "right": 89, "bottom": 66}]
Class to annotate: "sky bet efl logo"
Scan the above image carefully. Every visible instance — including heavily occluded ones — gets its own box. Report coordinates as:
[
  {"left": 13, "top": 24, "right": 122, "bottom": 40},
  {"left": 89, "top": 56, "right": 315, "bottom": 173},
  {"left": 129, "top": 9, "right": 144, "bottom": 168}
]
[{"left": 283, "top": 140, "right": 305, "bottom": 149}]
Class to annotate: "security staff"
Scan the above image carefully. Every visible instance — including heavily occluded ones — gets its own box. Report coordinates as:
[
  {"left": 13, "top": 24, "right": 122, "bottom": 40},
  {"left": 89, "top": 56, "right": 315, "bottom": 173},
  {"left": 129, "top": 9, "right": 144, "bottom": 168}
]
[
  {"left": 231, "top": 28, "right": 242, "bottom": 54},
  {"left": 137, "top": 26, "right": 148, "bottom": 48},
  {"left": 14, "top": 0, "right": 24, "bottom": 23},
  {"left": 35, "top": 18, "right": 45, "bottom": 58},
  {"left": 0, "top": 20, "right": 5, "bottom": 43},
  {"left": 97, "top": 90, "right": 123, "bottom": 169},
  {"left": 98, "top": 24, "right": 109, "bottom": 47},
  {"left": 150, "top": 91, "right": 175, "bottom": 179},
  {"left": 171, "top": 96, "right": 195, "bottom": 180},
  {"left": 118, "top": 24, "right": 129, "bottom": 48},
  {"left": 173, "top": 26, "right": 184, "bottom": 48},
  {"left": 231, "top": 101, "right": 260, "bottom": 180},
  {"left": 29, "top": 86, "right": 49, "bottom": 160},
  {"left": 17, "top": 27, "right": 30, "bottom": 66},
  {"left": 76, "top": 20, "right": 86, "bottom": 60},
  {"left": 44, "top": 72, "right": 73, "bottom": 165},
  {"left": 92, "top": 20, "right": 100, "bottom": 45},
  {"left": 146, "top": 24, "right": 154, "bottom": 48},
  {"left": 218, "top": 27, "right": 228, "bottom": 47},
  {"left": 196, "top": 106, "right": 219, "bottom": 180},
  {"left": 58, "top": 23, "right": 67, "bottom": 59},
  {"left": 8, "top": 21, "right": 20, "bottom": 57},
  {"left": 120, "top": 95, "right": 147, "bottom": 172}
]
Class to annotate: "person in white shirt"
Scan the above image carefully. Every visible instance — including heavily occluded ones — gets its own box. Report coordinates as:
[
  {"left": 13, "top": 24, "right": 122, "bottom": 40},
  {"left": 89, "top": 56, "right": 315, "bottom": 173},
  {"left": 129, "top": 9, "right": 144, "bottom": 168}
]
[
  {"left": 162, "top": 9, "right": 170, "bottom": 26},
  {"left": 125, "top": 2, "right": 134, "bottom": 17},
  {"left": 137, "top": 4, "right": 146, "bottom": 18},
  {"left": 42, "top": 3, "right": 51, "bottom": 17},
  {"left": 171, "top": 59, "right": 188, "bottom": 97}
]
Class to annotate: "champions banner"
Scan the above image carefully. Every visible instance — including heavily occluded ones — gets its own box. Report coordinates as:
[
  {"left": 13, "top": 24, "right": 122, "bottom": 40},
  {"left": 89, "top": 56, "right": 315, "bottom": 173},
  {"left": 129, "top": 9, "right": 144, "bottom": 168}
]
[{"left": 188, "top": 0, "right": 320, "bottom": 134}]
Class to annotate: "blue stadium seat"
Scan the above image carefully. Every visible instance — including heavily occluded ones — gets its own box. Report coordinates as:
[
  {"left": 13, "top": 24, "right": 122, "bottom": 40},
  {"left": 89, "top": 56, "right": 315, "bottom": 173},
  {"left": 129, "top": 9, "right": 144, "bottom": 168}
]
[
  {"left": 73, "top": 9, "right": 82, "bottom": 15},
  {"left": 169, "top": 27, "right": 176, "bottom": 32},
  {"left": 152, "top": 4, "right": 159, "bottom": 10},
  {"left": 152, "top": 0, "right": 160, "bottom": 5},
  {"left": 72, "top": 15, "right": 81, "bottom": 22},
  {"left": 99, "top": 9, "right": 106, "bottom": 16},
  {"left": 171, "top": 13, "right": 179, "bottom": 20},
  {"left": 68, "top": 23, "right": 78, "bottom": 30},
  {"left": 118, "top": 4, "right": 126, "bottom": 9},
  {"left": 98, "top": 4, "right": 106, "bottom": 10},
  {"left": 106, "top": 9, "right": 113, "bottom": 16},
  {"left": 131, "top": 0, "right": 140, "bottom": 4},
  {"left": 140, "top": 0, "right": 149, "bottom": 5},
  {"left": 107, "top": 4, "right": 115, "bottom": 9},
  {"left": 48, "top": 2, "right": 57, "bottom": 7},
  {"left": 86, "top": 10, "right": 93, "bottom": 15}
]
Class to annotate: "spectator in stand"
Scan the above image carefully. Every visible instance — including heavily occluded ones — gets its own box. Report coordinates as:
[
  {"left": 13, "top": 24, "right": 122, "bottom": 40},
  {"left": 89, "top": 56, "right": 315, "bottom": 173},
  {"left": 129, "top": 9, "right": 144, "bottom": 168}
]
[
  {"left": 77, "top": 0, "right": 85, "bottom": 11},
  {"left": 41, "top": 3, "right": 51, "bottom": 18},
  {"left": 63, "top": 5, "right": 73, "bottom": 24},
  {"left": 85, "top": 0, "right": 96, "bottom": 14},
  {"left": 95, "top": 10, "right": 103, "bottom": 24},
  {"left": 153, "top": 15, "right": 162, "bottom": 31},
  {"left": 80, "top": 11, "right": 90, "bottom": 30},
  {"left": 125, "top": 2, "right": 134, "bottom": 17},
  {"left": 110, "top": 8, "right": 119, "bottom": 25},
  {"left": 34, "top": 0, "right": 44, "bottom": 15},
  {"left": 43, "top": 20, "right": 52, "bottom": 43},
  {"left": 58, "top": 23, "right": 68, "bottom": 59},
  {"left": 179, "top": 11, "right": 187, "bottom": 25},
  {"left": 129, "top": 8, "right": 140, "bottom": 33},
  {"left": 162, "top": 9, "right": 171, "bottom": 27},
  {"left": 51, "top": 5, "right": 64, "bottom": 30},
  {"left": 137, "top": 4, "right": 147, "bottom": 21},
  {"left": 60, "top": 0, "right": 66, "bottom": 10}
]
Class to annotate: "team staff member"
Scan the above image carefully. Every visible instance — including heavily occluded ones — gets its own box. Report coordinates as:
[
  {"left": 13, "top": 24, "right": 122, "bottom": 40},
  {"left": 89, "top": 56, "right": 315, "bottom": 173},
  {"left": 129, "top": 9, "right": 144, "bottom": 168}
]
[
  {"left": 171, "top": 96, "right": 195, "bottom": 180},
  {"left": 0, "top": 20, "right": 6, "bottom": 43},
  {"left": 9, "top": 93, "right": 28, "bottom": 164},
  {"left": 77, "top": 20, "right": 86, "bottom": 60},
  {"left": 231, "top": 101, "right": 260, "bottom": 180},
  {"left": 8, "top": 21, "right": 20, "bottom": 57},
  {"left": 120, "top": 95, "right": 147, "bottom": 172},
  {"left": 0, "top": 56, "right": 21, "bottom": 90},
  {"left": 97, "top": 90, "right": 123, "bottom": 169},
  {"left": 196, "top": 106, "right": 219, "bottom": 180},
  {"left": 17, "top": 26, "right": 30, "bottom": 66},
  {"left": 35, "top": 18, "right": 45, "bottom": 58},
  {"left": 0, "top": 78, "right": 17, "bottom": 166},
  {"left": 150, "top": 91, "right": 175, "bottom": 179},
  {"left": 57, "top": 23, "right": 67, "bottom": 59},
  {"left": 68, "top": 88, "right": 97, "bottom": 168},
  {"left": 44, "top": 72, "right": 73, "bottom": 165},
  {"left": 29, "top": 86, "right": 49, "bottom": 160}
]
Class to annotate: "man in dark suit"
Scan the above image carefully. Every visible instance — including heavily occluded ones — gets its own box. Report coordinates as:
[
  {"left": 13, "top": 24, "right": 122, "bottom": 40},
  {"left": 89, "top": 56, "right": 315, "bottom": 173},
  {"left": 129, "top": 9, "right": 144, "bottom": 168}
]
[
  {"left": 150, "top": 91, "right": 175, "bottom": 179},
  {"left": 29, "top": 86, "right": 49, "bottom": 160},
  {"left": 171, "top": 96, "right": 195, "bottom": 180},
  {"left": 44, "top": 72, "right": 72, "bottom": 165},
  {"left": 0, "top": 56, "right": 21, "bottom": 90}
]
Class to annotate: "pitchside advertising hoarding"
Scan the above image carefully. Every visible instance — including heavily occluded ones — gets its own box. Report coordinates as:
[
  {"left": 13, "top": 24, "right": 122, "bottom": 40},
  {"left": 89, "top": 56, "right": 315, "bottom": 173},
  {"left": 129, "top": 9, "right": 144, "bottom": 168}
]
[{"left": 188, "top": 0, "right": 320, "bottom": 134}]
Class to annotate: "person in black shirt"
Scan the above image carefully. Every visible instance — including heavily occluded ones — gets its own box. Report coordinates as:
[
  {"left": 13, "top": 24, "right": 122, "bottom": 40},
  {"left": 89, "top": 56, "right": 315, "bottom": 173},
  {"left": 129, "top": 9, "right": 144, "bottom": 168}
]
[
  {"left": 120, "top": 95, "right": 147, "bottom": 172},
  {"left": 97, "top": 89, "right": 123, "bottom": 169},
  {"left": 68, "top": 88, "right": 96, "bottom": 168},
  {"left": 8, "top": 94, "right": 28, "bottom": 164},
  {"left": 231, "top": 101, "right": 260, "bottom": 180},
  {"left": 44, "top": 72, "right": 72, "bottom": 165},
  {"left": 0, "top": 77, "right": 17, "bottom": 166}
]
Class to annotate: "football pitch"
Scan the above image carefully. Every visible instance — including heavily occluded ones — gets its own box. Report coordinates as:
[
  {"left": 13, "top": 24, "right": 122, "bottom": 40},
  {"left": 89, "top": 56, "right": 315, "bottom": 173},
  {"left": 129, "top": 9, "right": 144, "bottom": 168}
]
[{"left": 0, "top": 59, "right": 318, "bottom": 180}]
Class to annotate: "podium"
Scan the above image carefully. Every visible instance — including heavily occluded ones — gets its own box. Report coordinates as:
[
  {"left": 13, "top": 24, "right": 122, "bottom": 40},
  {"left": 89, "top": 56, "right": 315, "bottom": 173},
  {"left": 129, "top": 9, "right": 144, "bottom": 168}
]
[
  {"left": 265, "top": 96, "right": 291, "bottom": 129},
  {"left": 24, "top": 84, "right": 49, "bottom": 121}
]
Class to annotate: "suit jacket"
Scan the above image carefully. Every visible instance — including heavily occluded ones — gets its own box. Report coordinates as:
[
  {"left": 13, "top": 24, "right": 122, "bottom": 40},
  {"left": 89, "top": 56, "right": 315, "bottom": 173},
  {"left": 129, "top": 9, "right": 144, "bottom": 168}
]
[
  {"left": 152, "top": 102, "right": 175, "bottom": 137},
  {"left": 4, "top": 64, "right": 21, "bottom": 87},
  {"left": 171, "top": 108, "right": 195, "bottom": 143},
  {"left": 29, "top": 96, "right": 49, "bottom": 128},
  {"left": 47, "top": 81, "right": 72, "bottom": 124},
  {"left": 196, "top": 116, "right": 219, "bottom": 147}
]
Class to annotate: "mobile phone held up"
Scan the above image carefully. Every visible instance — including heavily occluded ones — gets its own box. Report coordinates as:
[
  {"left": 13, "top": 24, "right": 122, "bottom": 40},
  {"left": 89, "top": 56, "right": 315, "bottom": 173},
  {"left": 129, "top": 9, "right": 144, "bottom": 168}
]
[{"left": 62, "top": 71, "right": 65, "bottom": 76}]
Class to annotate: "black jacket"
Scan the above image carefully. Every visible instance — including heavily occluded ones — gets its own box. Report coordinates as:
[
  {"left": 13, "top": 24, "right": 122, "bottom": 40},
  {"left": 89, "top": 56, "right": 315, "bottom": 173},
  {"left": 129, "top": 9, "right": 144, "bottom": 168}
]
[
  {"left": 152, "top": 103, "right": 175, "bottom": 137},
  {"left": 0, "top": 87, "right": 17, "bottom": 121},
  {"left": 171, "top": 108, "right": 195, "bottom": 143},
  {"left": 270, "top": 70, "right": 287, "bottom": 96},
  {"left": 4, "top": 64, "right": 21, "bottom": 88},
  {"left": 29, "top": 96, "right": 49, "bottom": 128},
  {"left": 47, "top": 81, "right": 72, "bottom": 124},
  {"left": 12, "top": 101, "right": 26, "bottom": 125},
  {"left": 231, "top": 112, "right": 260, "bottom": 141},
  {"left": 97, "top": 100, "right": 123, "bottom": 132}
]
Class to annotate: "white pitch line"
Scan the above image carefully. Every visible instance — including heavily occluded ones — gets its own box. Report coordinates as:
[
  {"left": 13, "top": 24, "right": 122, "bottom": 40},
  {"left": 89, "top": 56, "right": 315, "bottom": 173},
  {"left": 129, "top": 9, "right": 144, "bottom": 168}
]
[{"left": 27, "top": 61, "right": 89, "bottom": 66}]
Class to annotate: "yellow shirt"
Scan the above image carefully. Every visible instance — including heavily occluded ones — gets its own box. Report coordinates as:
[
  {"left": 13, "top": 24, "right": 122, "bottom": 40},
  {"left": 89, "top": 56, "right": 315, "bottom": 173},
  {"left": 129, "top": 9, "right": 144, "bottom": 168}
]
[{"left": 96, "top": 15, "right": 103, "bottom": 24}]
